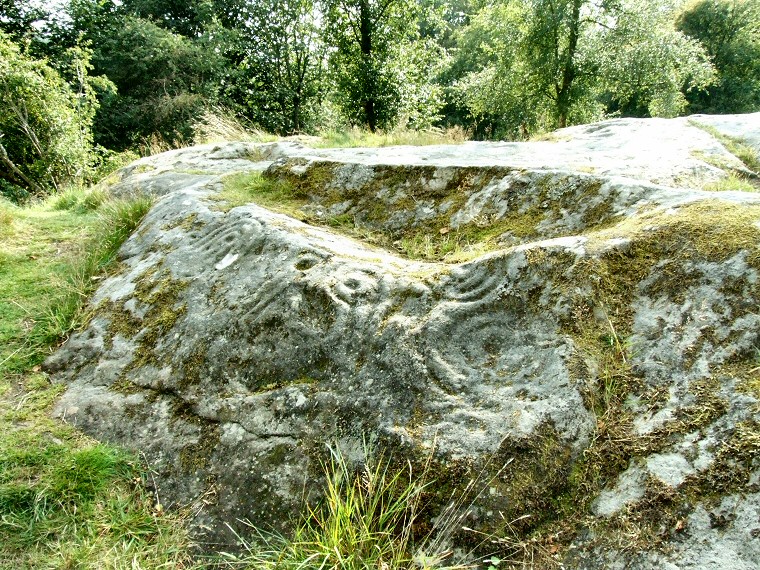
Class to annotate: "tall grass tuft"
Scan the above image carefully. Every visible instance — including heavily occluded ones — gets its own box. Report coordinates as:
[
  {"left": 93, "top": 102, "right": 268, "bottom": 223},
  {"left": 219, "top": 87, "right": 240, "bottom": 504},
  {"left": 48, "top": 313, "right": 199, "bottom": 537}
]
[
  {"left": 0, "top": 198, "right": 15, "bottom": 235},
  {"left": 226, "top": 446, "right": 470, "bottom": 570},
  {"left": 192, "top": 107, "right": 279, "bottom": 144},
  {"left": 704, "top": 172, "right": 758, "bottom": 193},
  {"left": 51, "top": 186, "right": 109, "bottom": 213},
  {"left": 33, "top": 193, "right": 153, "bottom": 348}
]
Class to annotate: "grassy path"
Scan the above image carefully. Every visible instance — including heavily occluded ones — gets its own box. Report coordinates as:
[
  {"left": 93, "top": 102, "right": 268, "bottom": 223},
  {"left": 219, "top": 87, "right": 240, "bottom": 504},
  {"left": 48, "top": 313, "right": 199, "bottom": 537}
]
[{"left": 0, "top": 194, "right": 198, "bottom": 569}]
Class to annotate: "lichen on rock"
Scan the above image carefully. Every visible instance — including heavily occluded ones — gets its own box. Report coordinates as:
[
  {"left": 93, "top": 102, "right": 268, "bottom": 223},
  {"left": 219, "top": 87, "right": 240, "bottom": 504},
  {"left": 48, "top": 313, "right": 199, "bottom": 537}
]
[{"left": 46, "top": 114, "right": 760, "bottom": 568}]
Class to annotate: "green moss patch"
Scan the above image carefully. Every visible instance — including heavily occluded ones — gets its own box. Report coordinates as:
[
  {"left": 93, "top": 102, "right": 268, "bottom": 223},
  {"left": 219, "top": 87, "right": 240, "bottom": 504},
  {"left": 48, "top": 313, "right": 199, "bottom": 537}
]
[
  {"left": 179, "top": 423, "right": 221, "bottom": 471},
  {"left": 100, "top": 266, "right": 189, "bottom": 376},
  {"left": 260, "top": 160, "right": 623, "bottom": 263}
]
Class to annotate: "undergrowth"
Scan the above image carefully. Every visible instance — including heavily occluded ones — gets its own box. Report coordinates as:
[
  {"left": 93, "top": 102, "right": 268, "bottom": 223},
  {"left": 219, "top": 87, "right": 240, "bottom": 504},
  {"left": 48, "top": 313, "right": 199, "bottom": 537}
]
[{"left": 192, "top": 107, "right": 280, "bottom": 145}]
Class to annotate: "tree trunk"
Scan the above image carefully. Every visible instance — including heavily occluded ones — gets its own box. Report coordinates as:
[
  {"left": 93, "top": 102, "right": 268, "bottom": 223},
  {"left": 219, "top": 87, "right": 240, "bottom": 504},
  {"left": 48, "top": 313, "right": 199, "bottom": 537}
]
[
  {"left": 359, "top": 0, "right": 378, "bottom": 131},
  {"left": 364, "top": 98, "right": 377, "bottom": 132},
  {"left": 0, "top": 138, "right": 45, "bottom": 195},
  {"left": 556, "top": 0, "right": 582, "bottom": 129},
  {"left": 292, "top": 95, "right": 301, "bottom": 133}
]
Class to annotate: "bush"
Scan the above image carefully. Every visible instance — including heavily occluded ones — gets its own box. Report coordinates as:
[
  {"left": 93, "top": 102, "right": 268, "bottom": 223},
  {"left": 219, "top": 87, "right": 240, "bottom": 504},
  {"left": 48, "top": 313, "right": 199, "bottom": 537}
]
[
  {"left": 0, "top": 32, "right": 105, "bottom": 201},
  {"left": 0, "top": 178, "right": 29, "bottom": 203}
]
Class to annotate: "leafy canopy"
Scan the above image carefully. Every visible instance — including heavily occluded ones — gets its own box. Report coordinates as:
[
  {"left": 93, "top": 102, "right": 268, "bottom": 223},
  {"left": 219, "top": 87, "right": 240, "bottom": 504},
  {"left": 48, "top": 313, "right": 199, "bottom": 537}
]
[
  {"left": 0, "top": 32, "right": 109, "bottom": 200},
  {"left": 452, "top": 0, "right": 716, "bottom": 137}
]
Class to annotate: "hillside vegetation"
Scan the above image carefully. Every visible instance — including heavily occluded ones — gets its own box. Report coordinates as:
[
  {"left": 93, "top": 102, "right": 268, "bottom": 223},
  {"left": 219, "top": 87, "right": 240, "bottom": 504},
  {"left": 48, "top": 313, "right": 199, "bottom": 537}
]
[{"left": 2, "top": 0, "right": 760, "bottom": 203}]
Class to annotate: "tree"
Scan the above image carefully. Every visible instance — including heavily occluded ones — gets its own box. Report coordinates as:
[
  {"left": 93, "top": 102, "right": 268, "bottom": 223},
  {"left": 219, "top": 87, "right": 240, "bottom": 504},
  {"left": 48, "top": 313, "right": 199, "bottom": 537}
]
[
  {"left": 524, "top": 0, "right": 584, "bottom": 128},
  {"left": 0, "top": 0, "right": 47, "bottom": 44},
  {"left": 592, "top": 0, "right": 716, "bottom": 117},
  {"left": 119, "top": 0, "right": 216, "bottom": 37},
  {"left": 448, "top": 1, "right": 534, "bottom": 137},
  {"left": 322, "top": 0, "right": 442, "bottom": 131},
  {"left": 0, "top": 32, "right": 105, "bottom": 199},
  {"left": 220, "top": 0, "right": 325, "bottom": 134},
  {"left": 452, "top": 0, "right": 715, "bottom": 137},
  {"left": 75, "top": 10, "right": 221, "bottom": 149},
  {"left": 677, "top": 0, "right": 760, "bottom": 113}
]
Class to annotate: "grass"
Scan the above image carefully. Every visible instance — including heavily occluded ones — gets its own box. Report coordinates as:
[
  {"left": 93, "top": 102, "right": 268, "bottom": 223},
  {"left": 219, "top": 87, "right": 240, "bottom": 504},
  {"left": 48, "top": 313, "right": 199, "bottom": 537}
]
[
  {"left": 703, "top": 172, "right": 758, "bottom": 192},
  {"left": 689, "top": 120, "right": 760, "bottom": 191},
  {"left": 212, "top": 171, "right": 305, "bottom": 213},
  {"left": 0, "top": 187, "right": 199, "bottom": 569},
  {"left": 0, "top": 198, "right": 16, "bottom": 237},
  {"left": 690, "top": 121, "right": 760, "bottom": 174},
  {"left": 224, "top": 446, "right": 470, "bottom": 570},
  {"left": 314, "top": 126, "right": 469, "bottom": 148},
  {"left": 51, "top": 185, "right": 109, "bottom": 213},
  {"left": 192, "top": 107, "right": 280, "bottom": 146}
]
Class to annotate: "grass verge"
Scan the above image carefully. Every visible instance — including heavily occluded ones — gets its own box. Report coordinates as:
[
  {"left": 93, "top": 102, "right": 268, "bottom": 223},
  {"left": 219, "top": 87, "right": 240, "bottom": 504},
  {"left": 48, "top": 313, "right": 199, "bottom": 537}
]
[
  {"left": 0, "top": 188, "right": 199, "bottom": 569},
  {"left": 703, "top": 172, "right": 758, "bottom": 192}
]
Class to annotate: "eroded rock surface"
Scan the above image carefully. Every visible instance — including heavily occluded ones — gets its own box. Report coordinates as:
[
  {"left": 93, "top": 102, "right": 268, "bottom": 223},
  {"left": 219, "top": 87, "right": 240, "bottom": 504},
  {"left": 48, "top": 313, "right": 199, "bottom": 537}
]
[{"left": 48, "top": 115, "right": 760, "bottom": 569}]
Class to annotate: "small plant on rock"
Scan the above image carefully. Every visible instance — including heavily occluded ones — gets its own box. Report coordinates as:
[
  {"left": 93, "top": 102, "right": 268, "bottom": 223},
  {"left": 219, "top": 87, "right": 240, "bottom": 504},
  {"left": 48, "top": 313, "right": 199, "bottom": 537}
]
[{"left": 225, "top": 446, "right": 472, "bottom": 570}]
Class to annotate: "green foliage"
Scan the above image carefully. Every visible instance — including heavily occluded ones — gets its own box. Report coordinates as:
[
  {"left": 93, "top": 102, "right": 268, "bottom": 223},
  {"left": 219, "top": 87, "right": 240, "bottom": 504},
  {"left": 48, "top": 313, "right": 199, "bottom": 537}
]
[
  {"left": 91, "top": 15, "right": 221, "bottom": 149},
  {"left": 677, "top": 0, "right": 760, "bottom": 113},
  {"left": 323, "top": 0, "right": 443, "bottom": 132},
  {"left": 3, "top": 0, "right": 758, "bottom": 151},
  {"left": 219, "top": 0, "right": 325, "bottom": 135},
  {"left": 0, "top": 0, "right": 47, "bottom": 43},
  {"left": 0, "top": 179, "right": 28, "bottom": 203},
  {"left": 451, "top": 0, "right": 716, "bottom": 136},
  {"left": 450, "top": 1, "right": 536, "bottom": 138},
  {"left": 593, "top": 0, "right": 716, "bottom": 118},
  {"left": 0, "top": 32, "right": 106, "bottom": 199},
  {"left": 119, "top": 0, "right": 216, "bottom": 37}
]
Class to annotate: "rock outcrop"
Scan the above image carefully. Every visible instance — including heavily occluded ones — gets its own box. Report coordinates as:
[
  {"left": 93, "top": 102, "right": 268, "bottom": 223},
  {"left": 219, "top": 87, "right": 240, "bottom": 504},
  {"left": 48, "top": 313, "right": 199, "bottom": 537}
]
[{"left": 47, "top": 115, "right": 760, "bottom": 569}]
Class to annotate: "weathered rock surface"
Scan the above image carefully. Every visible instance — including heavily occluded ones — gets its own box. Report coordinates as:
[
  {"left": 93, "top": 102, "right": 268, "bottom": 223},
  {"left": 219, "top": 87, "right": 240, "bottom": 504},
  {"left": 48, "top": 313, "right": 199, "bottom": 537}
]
[{"left": 48, "top": 115, "right": 760, "bottom": 568}]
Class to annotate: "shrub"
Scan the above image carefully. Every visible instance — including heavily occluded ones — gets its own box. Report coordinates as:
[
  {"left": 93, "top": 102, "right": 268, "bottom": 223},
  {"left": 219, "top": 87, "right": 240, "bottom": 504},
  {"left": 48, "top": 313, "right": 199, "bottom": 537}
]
[{"left": 0, "top": 32, "right": 107, "bottom": 201}]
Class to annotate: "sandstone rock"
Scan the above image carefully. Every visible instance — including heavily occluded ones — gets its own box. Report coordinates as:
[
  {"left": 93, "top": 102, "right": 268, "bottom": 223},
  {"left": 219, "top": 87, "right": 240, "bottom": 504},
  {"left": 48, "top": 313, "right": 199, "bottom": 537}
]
[{"left": 48, "top": 115, "right": 760, "bottom": 568}]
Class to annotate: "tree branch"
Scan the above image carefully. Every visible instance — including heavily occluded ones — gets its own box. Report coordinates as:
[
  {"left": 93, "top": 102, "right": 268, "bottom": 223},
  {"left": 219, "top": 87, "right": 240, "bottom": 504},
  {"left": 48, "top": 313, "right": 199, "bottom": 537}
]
[{"left": 0, "top": 135, "right": 45, "bottom": 195}]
